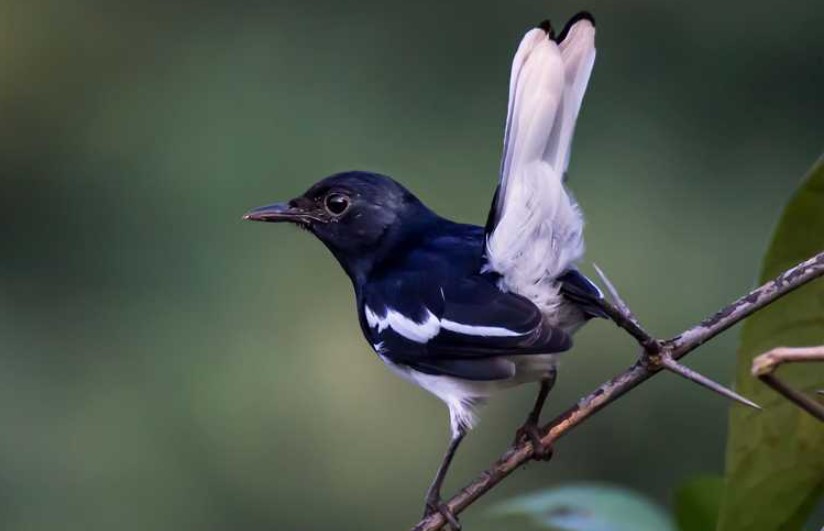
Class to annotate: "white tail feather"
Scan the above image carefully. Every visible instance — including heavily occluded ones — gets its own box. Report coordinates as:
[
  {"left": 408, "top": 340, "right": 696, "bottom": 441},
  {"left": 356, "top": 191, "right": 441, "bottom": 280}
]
[
  {"left": 486, "top": 18, "right": 596, "bottom": 316},
  {"left": 550, "top": 21, "right": 596, "bottom": 174}
]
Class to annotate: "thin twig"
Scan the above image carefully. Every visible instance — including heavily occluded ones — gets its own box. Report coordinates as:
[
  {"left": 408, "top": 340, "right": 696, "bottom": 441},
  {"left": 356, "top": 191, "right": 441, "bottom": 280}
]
[
  {"left": 592, "top": 263, "right": 638, "bottom": 324},
  {"left": 411, "top": 250, "right": 824, "bottom": 531},
  {"left": 752, "top": 346, "right": 824, "bottom": 421},
  {"left": 751, "top": 346, "right": 824, "bottom": 375},
  {"left": 592, "top": 264, "right": 657, "bottom": 351}
]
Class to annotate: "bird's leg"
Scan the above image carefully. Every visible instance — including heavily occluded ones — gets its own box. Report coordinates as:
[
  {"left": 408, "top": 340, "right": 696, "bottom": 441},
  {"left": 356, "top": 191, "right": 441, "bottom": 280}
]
[
  {"left": 423, "top": 430, "right": 465, "bottom": 530},
  {"left": 514, "top": 369, "right": 557, "bottom": 461}
]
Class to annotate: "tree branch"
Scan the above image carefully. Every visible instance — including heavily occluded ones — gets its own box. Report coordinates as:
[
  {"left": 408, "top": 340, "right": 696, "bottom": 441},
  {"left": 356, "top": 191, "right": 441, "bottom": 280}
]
[
  {"left": 411, "top": 250, "right": 824, "bottom": 531},
  {"left": 752, "top": 346, "right": 824, "bottom": 421}
]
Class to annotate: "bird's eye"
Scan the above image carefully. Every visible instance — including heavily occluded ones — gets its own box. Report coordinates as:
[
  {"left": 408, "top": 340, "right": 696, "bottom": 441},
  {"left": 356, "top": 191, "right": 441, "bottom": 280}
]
[{"left": 324, "top": 193, "right": 350, "bottom": 215}]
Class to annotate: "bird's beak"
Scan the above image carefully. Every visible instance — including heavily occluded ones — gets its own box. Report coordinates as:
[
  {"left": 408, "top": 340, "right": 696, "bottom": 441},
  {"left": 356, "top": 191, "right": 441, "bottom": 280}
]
[{"left": 243, "top": 202, "right": 306, "bottom": 223}]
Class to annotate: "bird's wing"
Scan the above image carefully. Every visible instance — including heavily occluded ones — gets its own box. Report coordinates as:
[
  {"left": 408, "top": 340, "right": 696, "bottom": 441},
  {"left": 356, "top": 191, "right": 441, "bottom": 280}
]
[
  {"left": 363, "top": 274, "right": 570, "bottom": 381},
  {"left": 484, "top": 14, "right": 596, "bottom": 312}
]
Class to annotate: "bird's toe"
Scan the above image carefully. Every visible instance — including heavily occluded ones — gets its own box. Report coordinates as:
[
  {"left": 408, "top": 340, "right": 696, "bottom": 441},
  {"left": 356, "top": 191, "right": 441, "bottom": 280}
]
[
  {"left": 514, "top": 423, "right": 553, "bottom": 461},
  {"left": 424, "top": 498, "right": 461, "bottom": 530}
]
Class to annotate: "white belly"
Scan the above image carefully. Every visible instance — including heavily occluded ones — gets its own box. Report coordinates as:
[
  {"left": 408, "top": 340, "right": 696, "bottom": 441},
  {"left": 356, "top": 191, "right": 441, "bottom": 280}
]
[{"left": 380, "top": 354, "right": 558, "bottom": 437}]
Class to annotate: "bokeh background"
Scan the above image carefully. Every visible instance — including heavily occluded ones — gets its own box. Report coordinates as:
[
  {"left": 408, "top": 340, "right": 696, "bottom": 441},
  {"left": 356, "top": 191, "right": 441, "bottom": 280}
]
[{"left": 1, "top": 0, "right": 822, "bottom": 529}]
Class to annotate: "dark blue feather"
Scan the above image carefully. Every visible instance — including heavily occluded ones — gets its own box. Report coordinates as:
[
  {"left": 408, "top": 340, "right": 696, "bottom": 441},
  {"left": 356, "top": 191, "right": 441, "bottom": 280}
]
[
  {"left": 358, "top": 219, "right": 572, "bottom": 379},
  {"left": 248, "top": 171, "right": 602, "bottom": 382}
]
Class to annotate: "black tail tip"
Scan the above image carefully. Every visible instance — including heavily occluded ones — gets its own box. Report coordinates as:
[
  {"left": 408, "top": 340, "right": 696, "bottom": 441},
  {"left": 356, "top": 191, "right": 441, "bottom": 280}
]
[
  {"left": 537, "top": 19, "right": 556, "bottom": 40},
  {"left": 570, "top": 11, "right": 596, "bottom": 27},
  {"left": 554, "top": 11, "right": 596, "bottom": 43}
]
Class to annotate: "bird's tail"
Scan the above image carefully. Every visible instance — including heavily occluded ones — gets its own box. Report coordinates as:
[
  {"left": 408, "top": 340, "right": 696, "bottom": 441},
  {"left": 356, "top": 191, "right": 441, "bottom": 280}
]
[{"left": 485, "top": 14, "right": 596, "bottom": 314}]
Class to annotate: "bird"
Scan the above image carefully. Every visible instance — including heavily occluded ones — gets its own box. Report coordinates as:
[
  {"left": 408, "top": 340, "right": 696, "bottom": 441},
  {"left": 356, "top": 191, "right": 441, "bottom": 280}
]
[{"left": 245, "top": 13, "right": 601, "bottom": 530}]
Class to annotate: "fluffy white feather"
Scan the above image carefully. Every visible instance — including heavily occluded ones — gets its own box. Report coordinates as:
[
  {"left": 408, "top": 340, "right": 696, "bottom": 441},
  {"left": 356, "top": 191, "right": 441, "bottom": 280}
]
[
  {"left": 368, "top": 20, "right": 595, "bottom": 437},
  {"left": 486, "top": 19, "right": 596, "bottom": 320},
  {"left": 380, "top": 354, "right": 558, "bottom": 437}
]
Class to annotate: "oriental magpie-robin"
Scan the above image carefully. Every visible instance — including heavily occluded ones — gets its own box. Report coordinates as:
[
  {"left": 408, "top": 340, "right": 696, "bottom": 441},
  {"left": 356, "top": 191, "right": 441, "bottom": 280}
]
[{"left": 245, "top": 13, "right": 601, "bottom": 529}]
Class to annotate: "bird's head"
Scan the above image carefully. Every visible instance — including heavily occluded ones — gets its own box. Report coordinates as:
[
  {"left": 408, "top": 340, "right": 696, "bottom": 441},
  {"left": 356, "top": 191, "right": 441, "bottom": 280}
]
[{"left": 244, "top": 171, "right": 432, "bottom": 280}]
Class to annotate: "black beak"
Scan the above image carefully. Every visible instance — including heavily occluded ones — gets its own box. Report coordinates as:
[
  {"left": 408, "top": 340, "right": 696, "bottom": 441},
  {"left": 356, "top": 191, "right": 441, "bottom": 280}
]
[
  {"left": 243, "top": 201, "right": 320, "bottom": 224},
  {"left": 243, "top": 202, "right": 298, "bottom": 223}
]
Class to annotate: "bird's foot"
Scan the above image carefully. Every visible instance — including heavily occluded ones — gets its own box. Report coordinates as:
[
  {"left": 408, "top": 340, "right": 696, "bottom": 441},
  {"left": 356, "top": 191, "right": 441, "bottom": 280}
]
[
  {"left": 423, "top": 496, "right": 461, "bottom": 530},
  {"left": 514, "top": 422, "right": 553, "bottom": 461}
]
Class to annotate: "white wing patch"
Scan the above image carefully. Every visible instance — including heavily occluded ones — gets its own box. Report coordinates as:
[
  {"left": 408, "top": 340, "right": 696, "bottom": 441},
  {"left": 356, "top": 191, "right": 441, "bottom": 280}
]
[
  {"left": 486, "top": 18, "right": 596, "bottom": 318},
  {"left": 365, "top": 305, "right": 522, "bottom": 343},
  {"left": 440, "top": 319, "right": 521, "bottom": 337},
  {"left": 365, "top": 306, "right": 440, "bottom": 343}
]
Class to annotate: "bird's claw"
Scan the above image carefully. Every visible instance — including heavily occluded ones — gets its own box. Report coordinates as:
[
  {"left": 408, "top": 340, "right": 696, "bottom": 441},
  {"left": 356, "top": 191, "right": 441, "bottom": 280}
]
[
  {"left": 514, "top": 422, "right": 553, "bottom": 461},
  {"left": 424, "top": 498, "right": 461, "bottom": 530}
]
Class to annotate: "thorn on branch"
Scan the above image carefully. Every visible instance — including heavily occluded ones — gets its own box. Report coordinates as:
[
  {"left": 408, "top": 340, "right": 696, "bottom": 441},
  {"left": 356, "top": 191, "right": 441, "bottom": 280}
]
[
  {"left": 592, "top": 264, "right": 760, "bottom": 409},
  {"left": 658, "top": 353, "right": 761, "bottom": 409}
]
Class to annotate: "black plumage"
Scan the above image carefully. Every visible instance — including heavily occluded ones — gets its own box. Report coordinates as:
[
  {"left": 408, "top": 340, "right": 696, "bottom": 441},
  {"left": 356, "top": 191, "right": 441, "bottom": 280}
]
[
  {"left": 244, "top": 13, "right": 599, "bottom": 529},
  {"left": 247, "top": 171, "right": 594, "bottom": 378}
]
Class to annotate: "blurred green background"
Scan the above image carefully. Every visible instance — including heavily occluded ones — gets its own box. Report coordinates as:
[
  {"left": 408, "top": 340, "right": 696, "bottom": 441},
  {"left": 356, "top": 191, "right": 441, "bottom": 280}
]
[{"left": 1, "top": 0, "right": 822, "bottom": 529}]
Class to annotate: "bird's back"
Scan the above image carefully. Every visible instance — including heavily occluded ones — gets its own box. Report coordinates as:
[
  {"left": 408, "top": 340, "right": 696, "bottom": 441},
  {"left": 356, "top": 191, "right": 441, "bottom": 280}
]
[
  {"left": 369, "top": 220, "right": 486, "bottom": 286},
  {"left": 356, "top": 218, "right": 486, "bottom": 342},
  {"left": 357, "top": 218, "right": 567, "bottom": 435}
]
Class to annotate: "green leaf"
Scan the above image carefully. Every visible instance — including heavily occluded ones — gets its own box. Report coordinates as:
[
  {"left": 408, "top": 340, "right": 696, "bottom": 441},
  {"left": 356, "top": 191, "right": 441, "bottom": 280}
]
[
  {"left": 717, "top": 157, "right": 824, "bottom": 531},
  {"left": 492, "top": 483, "right": 675, "bottom": 531},
  {"left": 674, "top": 475, "right": 723, "bottom": 531}
]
